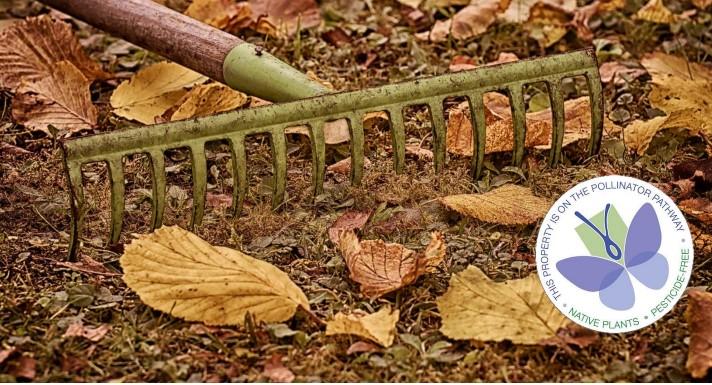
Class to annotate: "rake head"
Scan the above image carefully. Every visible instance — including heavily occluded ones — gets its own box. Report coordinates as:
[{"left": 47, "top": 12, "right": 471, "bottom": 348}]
[{"left": 61, "top": 49, "right": 603, "bottom": 258}]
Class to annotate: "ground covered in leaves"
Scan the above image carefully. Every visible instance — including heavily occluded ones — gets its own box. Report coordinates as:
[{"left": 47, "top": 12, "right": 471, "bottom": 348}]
[{"left": 2, "top": 0, "right": 712, "bottom": 382}]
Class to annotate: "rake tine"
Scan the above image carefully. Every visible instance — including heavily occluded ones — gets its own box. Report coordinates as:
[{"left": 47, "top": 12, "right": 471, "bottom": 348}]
[
  {"left": 348, "top": 113, "right": 365, "bottom": 186},
  {"left": 270, "top": 129, "right": 287, "bottom": 209},
  {"left": 107, "top": 156, "right": 125, "bottom": 245},
  {"left": 189, "top": 143, "right": 207, "bottom": 229},
  {"left": 149, "top": 150, "right": 166, "bottom": 230},
  {"left": 64, "top": 160, "right": 85, "bottom": 259},
  {"left": 468, "top": 92, "right": 487, "bottom": 178},
  {"left": 228, "top": 134, "right": 247, "bottom": 217},
  {"left": 508, "top": 85, "right": 527, "bottom": 167},
  {"left": 428, "top": 99, "right": 447, "bottom": 172},
  {"left": 547, "top": 80, "right": 566, "bottom": 166},
  {"left": 386, "top": 106, "right": 406, "bottom": 174},
  {"left": 586, "top": 72, "right": 604, "bottom": 155},
  {"left": 309, "top": 120, "right": 326, "bottom": 196}
]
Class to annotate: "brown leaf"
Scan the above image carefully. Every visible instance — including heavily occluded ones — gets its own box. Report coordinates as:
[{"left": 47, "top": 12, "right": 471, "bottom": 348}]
[
  {"left": 263, "top": 354, "right": 295, "bottom": 383},
  {"left": 599, "top": 61, "right": 647, "bottom": 85},
  {"left": 161, "top": 83, "right": 248, "bottom": 122},
  {"left": 8, "top": 355, "right": 36, "bottom": 380},
  {"left": 440, "top": 184, "right": 550, "bottom": 225},
  {"left": 672, "top": 158, "right": 712, "bottom": 192},
  {"left": 686, "top": 289, "right": 712, "bottom": 378},
  {"left": 680, "top": 198, "right": 712, "bottom": 225},
  {"left": 421, "top": 0, "right": 509, "bottom": 42},
  {"left": 55, "top": 255, "right": 120, "bottom": 276},
  {"left": 326, "top": 156, "right": 373, "bottom": 175},
  {"left": 0, "top": 348, "right": 16, "bottom": 365},
  {"left": 540, "top": 323, "right": 599, "bottom": 348},
  {"left": 325, "top": 306, "right": 399, "bottom": 347},
  {"left": 249, "top": 0, "right": 321, "bottom": 36},
  {"left": 184, "top": 0, "right": 252, "bottom": 32},
  {"left": 623, "top": 116, "right": 668, "bottom": 155},
  {"left": 11, "top": 61, "right": 98, "bottom": 134},
  {"left": 346, "top": 341, "right": 380, "bottom": 355},
  {"left": 405, "top": 144, "right": 434, "bottom": 161},
  {"left": 338, "top": 230, "right": 445, "bottom": 298},
  {"left": 636, "top": 0, "right": 678, "bottom": 24},
  {"left": 0, "top": 15, "right": 108, "bottom": 91},
  {"left": 0, "top": 142, "right": 30, "bottom": 155},
  {"left": 63, "top": 320, "right": 112, "bottom": 342},
  {"left": 499, "top": 0, "right": 575, "bottom": 22},
  {"left": 328, "top": 211, "right": 371, "bottom": 244},
  {"left": 524, "top": 2, "right": 571, "bottom": 48},
  {"left": 449, "top": 55, "right": 477, "bottom": 72},
  {"left": 692, "top": 0, "right": 712, "bottom": 9}
]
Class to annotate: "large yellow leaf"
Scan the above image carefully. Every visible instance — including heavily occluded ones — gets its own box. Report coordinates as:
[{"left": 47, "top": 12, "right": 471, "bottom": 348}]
[
  {"left": 120, "top": 226, "right": 310, "bottom": 325},
  {"left": 110, "top": 62, "right": 207, "bottom": 124},
  {"left": 162, "top": 83, "right": 248, "bottom": 122},
  {"left": 325, "top": 306, "right": 399, "bottom": 347},
  {"left": 686, "top": 289, "right": 712, "bottom": 379},
  {"left": 11, "top": 61, "right": 98, "bottom": 134},
  {"left": 437, "top": 265, "right": 569, "bottom": 344},
  {"left": 440, "top": 184, "right": 550, "bottom": 225},
  {"left": 0, "top": 15, "right": 108, "bottom": 91},
  {"left": 338, "top": 230, "right": 445, "bottom": 298}
]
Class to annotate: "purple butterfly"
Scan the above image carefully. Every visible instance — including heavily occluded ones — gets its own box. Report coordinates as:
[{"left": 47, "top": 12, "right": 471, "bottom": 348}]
[{"left": 557, "top": 203, "right": 669, "bottom": 311}]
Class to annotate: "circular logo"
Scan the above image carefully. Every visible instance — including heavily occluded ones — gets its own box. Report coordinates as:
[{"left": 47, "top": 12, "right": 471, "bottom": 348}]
[{"left": 536, "top": 175, "right": 693, "bottom": 333}]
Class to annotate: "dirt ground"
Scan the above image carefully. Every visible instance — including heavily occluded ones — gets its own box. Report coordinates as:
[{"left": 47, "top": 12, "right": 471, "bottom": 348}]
[{"left": 1, "top": 0, "right": 712, "bottom": 382}]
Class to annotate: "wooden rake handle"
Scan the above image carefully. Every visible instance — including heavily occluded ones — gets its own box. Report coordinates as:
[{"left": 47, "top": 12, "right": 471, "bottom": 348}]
[{"left": 38, "top": 0, "right": 330, "bottom": 101}]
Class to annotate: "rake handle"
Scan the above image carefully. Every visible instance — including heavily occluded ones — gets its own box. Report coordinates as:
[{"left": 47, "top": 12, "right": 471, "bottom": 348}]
[{"left": 38, "top": 0, "right": 330, "bottom": 101}]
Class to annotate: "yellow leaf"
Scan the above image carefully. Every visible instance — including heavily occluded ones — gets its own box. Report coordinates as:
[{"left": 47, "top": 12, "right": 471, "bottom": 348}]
[
  {"left": 110, "top": 62, "right": 207, "bottom": 124},
  {"left": 0, "top": 15, "right": 109, "bottom": 91},
  {"left": 11, "top": 61, "right": 98, "bottom": 134},
  {"left": 325, "top": 306, "right": 399, "bottom": 347},
  {"left": 635, "top": 0, "right": 678, "bottom": 24},
  {"left": 120, "top": 226, "right": 310, "bottom": 326},
  {"left": 685, "top": 289, "right": 712, "bottom": 378},
  {"left": 440, "top": 184, "right": 549, "bottom": 225},
  {"left": 163, "top": 83, "right": 248, "bottom": 122},
  {"left": 184, "top": 0, "right": 252, "bottom": 32},
  {"left": 623, "top": 116, "right": 667, "bottom": 155},
  {"left": 437, "top": 265, "right": 569, "bottom": 344},
  {"left": 338, "top": 231, "right": 445, "bottom": 298}
]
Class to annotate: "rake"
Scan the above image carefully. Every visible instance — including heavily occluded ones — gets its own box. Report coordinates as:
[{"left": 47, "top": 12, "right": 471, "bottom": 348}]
[{"left": 40, "top": 0, "right": 604, "bottom": 259}]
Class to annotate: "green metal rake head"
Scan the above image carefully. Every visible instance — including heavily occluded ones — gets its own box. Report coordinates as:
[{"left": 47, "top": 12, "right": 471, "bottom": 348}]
[{"left": 62, "top": 48, "right": 603, "bottom": 258}]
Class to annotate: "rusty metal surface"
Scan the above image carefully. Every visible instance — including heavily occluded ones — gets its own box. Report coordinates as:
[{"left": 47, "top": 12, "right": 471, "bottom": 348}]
[{"left": 61, "top": 48, "right": 603, "bottom": 259}]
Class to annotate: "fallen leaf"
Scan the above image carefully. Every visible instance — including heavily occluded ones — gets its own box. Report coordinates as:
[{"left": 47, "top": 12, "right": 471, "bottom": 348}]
[
  {"left": 263, "top": 354, "right": 295, "bottom": 383},
  {"left": 0, "top": 142, "right": 30, "bottom": 155},
  {"left": 440, "top": 184, "right": 550, "bottom": 225},
  {"left": 692, "top": 0, "right": 712, "bottom": 9},
  {"left": 449, "top": 55, "right": 477, "bottom": 72},
  {"left": 120, "top": 226, "right": 310, "bottom": 325},
  {"left": 0, "top": 348, "right": 16, "bottom": 365},
  {"left": 679, "top": 198, "right": 712, "bottom": 225},
  {"left": 397, "top": 0, "right": 423, "bottom": 7},
  {"left": 11, "top": 60, "right": 98, "bottom": 134},
  {"left": 405, "top": 144, "right": 434, "bottom": 161},
  {"left": 540, "top": 323, "right": 599, "bottom": 348},
  {"left": 499, "top": 0, "right": 575, "bottom": 22},
  {"left": 338, "top": 230, "right": 445, "bottom": 298},
  {"left": 286, "top": 111, "right": 387, "bottom": 145},
  {"left": 598, "top": 61, "right": 646, "bottom": 85},
  {"left": 623, "top": 115, "right": 668, "bottom": 155},
  {"left": 7, "top": 355, "right": 36, "bottom": 380},
  {"left": 326, "top": 156, "right": 373, "bottom": 175},
  {"left": 63, "top": 320, "right": 112, "bottom": 342},
  {"left": 325, "top": 306, "right": 399, "bottom": 347},
  {"left": 524, "top": 2, "right": 571, "bottom": 47},
  {"left": 55, "top": 255, "right": 120, "bottom": 276},
  {"left": 249, "top": 0, "right": 321, "bottom": 36},
  {"left": 110, "top": 62, "right": 207, "bottom": 124},
  {"left": 328, "top": 211, "right": 371, "bottom": 244},
  {"left": 161, "top": 83, "right": 248, "bottom": 122},
  {"left": 0, "top": 18, "right": 20, "bottom": 32},
  {"left": 346, "top": 341, "right": 380, "bottom": 354},
  {"left": 0, "top": 15, "right": 108, "bottom": 91},
  {"left": 184, "top": 0, "right": 252, "bottom": 32},
  {"left": 672, "top": 157, "right": 712, "bottom": 192},
  {"left": 636, "top": 0, "right": 677, "bottom": 24},
  {"left": 437, "top": 265, "right": 569, "bottom": 344},
  {"left": 686, "top": 289, "right": 712, "bottom": 378},
  {"left": 425, "top": 0, "right": 509, "bottom": 42}
]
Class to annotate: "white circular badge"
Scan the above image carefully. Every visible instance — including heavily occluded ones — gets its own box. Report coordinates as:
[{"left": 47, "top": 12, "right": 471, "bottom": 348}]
[{"left": 536, "top": 175, "right": 693, "bottom": 333}]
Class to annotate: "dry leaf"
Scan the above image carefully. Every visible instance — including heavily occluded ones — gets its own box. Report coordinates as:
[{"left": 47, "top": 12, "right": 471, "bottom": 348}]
[
  {"left": 110, "top": 62, "right": 207, "bottom": 124},
  {"left": 636, "top": 0, "right": 677, "bottom": 24},
  {"left": 325, "top": 306, "right": 399, "bottom": 347},
  {"left": 440, "top": 184, "right": 549, "bottom": 225},
  {"left": 162, "top": 83, "right": 248, "bottom": 122},
  {"left": 7, "top": 355, "right": 36, "bottom": 380},
  {"left": 11, "top": 61, "right": 98, "bottom": 134},
  {"left": 599, "top": 61, "right": 646, "bottom": 85},
  {"left": 326, "top": 156, "right": 373, "bottom": 175},
  {"left": 679, "top": 198, "right": 712, "bottom": 225},
  {"left": 338, "top": 230, "right": 445, "bottom": 298},
  {"left": 249, "top": 0, "right": 321, "bottom": 36},
  {"left": 0, "top": 15, "right": 108, "bottom": 91},
  {"left": 499, "top": 0, "right": 576, "bottom": 22},
  {"left": 286, "top": 111, "right": 388, "bottom": 145},
  {"left": 623, "top": 116, "right": 668, "bottom": 155},
  {"left": 120, "top": 226, "right": 310, "bottom": 325},
  {"left": 263, "top": 354, "right": 295, "bottom": 383},
  {"left": 524, "top": 2, "right": 571, "bottom": 47},
  {"left": 421, "top": 0, "right": 508, "bottom": 42},
  {"left": 437, "top": 265, "right": 569, "bottom": 344},
  {"left": 346, "top": 341, "right": 379, "bottom": 354},
  {"left": 63, "top": 321, "right": 112, "bottom": 342},
  {"left": 692, "top": 0, "right": 712, "bottom": 9},
  {"left": 686, "top": 289, "right": 712, "bottom": 378},
  {"left": 328, "top": 211, "right": 371, "bottom": 244},
  {"left": 0, "top": 348, "right": 16, "bottom": 365},
  {"left": 184, "top": 0, "right": 252, "bottom": 31}
]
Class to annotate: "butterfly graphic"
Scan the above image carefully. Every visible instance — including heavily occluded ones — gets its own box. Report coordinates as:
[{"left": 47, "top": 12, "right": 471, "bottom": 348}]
[{"left": 557, "top": 203, "right": 669, "bottom": 311}]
